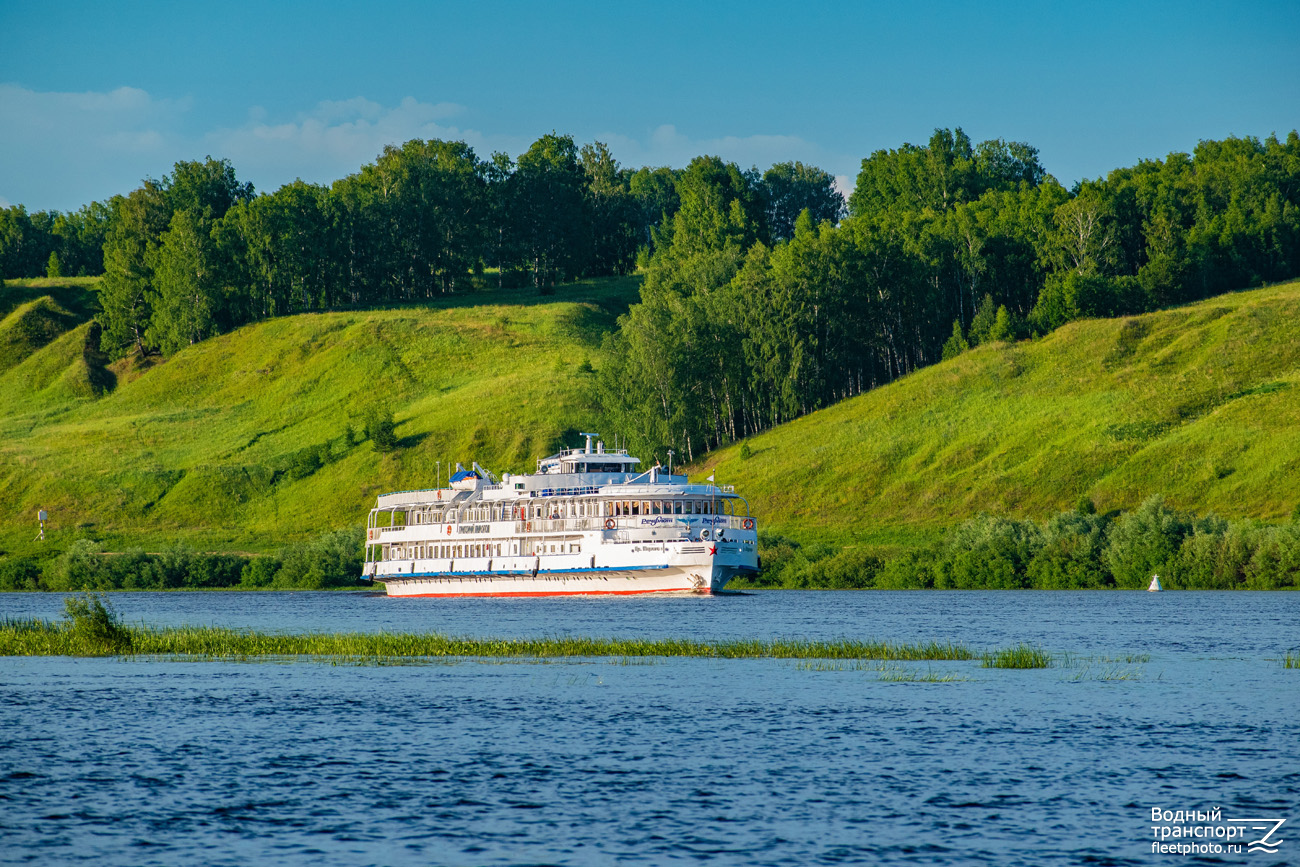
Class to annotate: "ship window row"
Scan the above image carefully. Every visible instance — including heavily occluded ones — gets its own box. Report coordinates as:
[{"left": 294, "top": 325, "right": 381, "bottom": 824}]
[
  {"left": 605, "top": 499, "right": 721, "bottom": 516},
  {"left": 393, "top": 497, "right": 732, "bottom": 526},
  {"left": 409, "top": 505, "right": 513, "bottom": 523},
  {"left": 516, "top": 499, "right": 725, "bottom": 519},
  {"left": 520, "top": 500, "right": 602, "bottom": 519},
  {"left": 386, "top": 543, "right": 506, "bottom": 559},
  {"left": 560, "top": 462, "right": 626, "bottom": 473},
  {"left": 378, "top": 540, "right": 585, "bottom": 561}
]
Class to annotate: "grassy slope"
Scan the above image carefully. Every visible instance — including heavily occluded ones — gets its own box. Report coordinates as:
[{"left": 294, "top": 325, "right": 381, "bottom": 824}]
[
  {"left": 0, "top": 277, "right": 101, "bottom": 320},
  {"left": 0, "top": 278, "right": 100, "bottom": 372},
  {"left": 3, "top": 274, "right": 1297, "bottom": 563},
  {"left": 0, "top": 276, "right": 640, "bottom": 557},
  {"left": 695, "top": 281, "right": 1300, "bottom": 554}
]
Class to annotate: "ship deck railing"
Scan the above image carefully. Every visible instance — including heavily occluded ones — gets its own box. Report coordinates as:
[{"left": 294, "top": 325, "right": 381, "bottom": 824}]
[
  {"left": 373, "top": 515, "right": 753, "bottom": 537},
  {"left": 519, "top": 515, "right": 751, "bottom": 531},
  {"left": 534, "top": 485, "right": 604, "bottom": 498},
  {"left": 372, "top": 514, "right": 755, "bottom": 538}
]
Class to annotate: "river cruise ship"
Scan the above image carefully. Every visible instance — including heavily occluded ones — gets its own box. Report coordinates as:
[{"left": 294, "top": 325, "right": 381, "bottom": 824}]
[{"left": 364, "top": 436, "right": 758, "bottom": 596}]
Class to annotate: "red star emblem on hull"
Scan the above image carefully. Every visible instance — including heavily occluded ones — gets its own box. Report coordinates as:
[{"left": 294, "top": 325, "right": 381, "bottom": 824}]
[{"left": 708, "top": 546, "right": 717, "bottom": 556}]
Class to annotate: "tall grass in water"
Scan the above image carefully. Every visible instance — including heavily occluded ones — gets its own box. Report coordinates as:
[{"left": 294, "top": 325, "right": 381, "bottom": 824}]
[
  {"left": 0, "top": 612, "right": 976, "bottom": 662},
  {"left": 1067, "top": 665, "right": 1144, "bottom": 681},
  {"left": 981, "top": 643, "right": 1052, "bottom": 669},
  {"left": 876, "top": 665, "right": 969, "bottom": 682},
  {"left": 793, "top": 660, "right": 969, "bottom": 681},
  {"left": 127, "top": 633, "right": 976, "bottom": 662},
  {"left": 0, "top": 593, "right": 134, "bottom": 656},
  {"left": 1284, "top": 651, "right": 1298, "bottom": 669}
]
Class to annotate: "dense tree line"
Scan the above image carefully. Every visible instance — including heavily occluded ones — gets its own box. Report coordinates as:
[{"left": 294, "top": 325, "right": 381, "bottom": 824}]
[
  {"left": 0, "top": 528, "right": 365, "bottom": 592},
  {"left": 4, "top": 136, "right": 845, "bottom": 361},
  {"left": 601, "top": 129, "right": 1300, "bottom": 462},
  {"left": 88, "top": 136, "right": 694, "bottom": 357},
  {"left": 745, "top": 496, "right": 1300, "bottom": 590},
  {"left": 0, "top": 202, "right": 111, "bottom": 280},
  {"left": 5, "top": 127, "right": 1298, "bottom": 462}
]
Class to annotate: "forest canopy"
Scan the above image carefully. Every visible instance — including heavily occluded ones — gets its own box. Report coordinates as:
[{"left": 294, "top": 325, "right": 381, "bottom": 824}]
[
  {"left": 600, "top": 129, "right": 1300, "bottom": 461},
  {"left": 2, "top": 127, "right": 1297, "bottom": 463}
]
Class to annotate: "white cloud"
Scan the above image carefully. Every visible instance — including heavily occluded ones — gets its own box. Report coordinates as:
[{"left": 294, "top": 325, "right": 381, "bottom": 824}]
[
  {"left": 0, "top": 84, "right": 188, "bottom": 154},
  {"left": 0, "top": 83, "right": 190, "bottom": 209},
  {"left": 0, "top": 84, "right": 856, "bottom": 210},
  {"left": 0, "top": 85, "right": 516, "bottom": 207},
  {"left": 203, "top": 96, "right": 522, "bottom": 193}
]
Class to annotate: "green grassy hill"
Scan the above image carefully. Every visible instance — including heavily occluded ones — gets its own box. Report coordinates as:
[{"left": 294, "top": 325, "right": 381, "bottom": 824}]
[
  {"left": 0, "top": 277, "right": 101, "bottom": 320},
  {"left": 696, "top": 280, "right": 1300, "bottom": 554},
  {"left": 0, "top": 277, "right": 640, "bottom": 559},
  {"left": 3, "top": 274, "right": 1297, "bottom": 567},
  {"left": 0, "top": 278, "right": 101, "bottom": 372}
]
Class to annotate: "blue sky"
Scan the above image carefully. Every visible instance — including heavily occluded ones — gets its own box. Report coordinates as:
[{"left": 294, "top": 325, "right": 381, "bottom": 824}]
[{"left": 2, "top": 0, "right": 1297, "bottom": 211}]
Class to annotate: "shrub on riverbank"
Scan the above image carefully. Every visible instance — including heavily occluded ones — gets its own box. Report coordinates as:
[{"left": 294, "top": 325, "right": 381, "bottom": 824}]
[
  {"left": 41, "top": 541, "right": 246, "bottom": 591},
  {"left": 239, "top": 528, "right": 365, "bottom": 589},
  {"left": 2, "top": 527, "right": 367, "bottom": 591},
  {"left": 0, "top": 557, "right": 42, "bottom": 590},
  {"left": 737, "top": 533, "right": 883, "bottom": 589},
  {"left": 799, "top": 496, "right": 1300, "bottom": 591}
]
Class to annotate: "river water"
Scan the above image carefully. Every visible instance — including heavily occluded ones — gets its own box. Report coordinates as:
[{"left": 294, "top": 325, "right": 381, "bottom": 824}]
[{"left": 1, "top": 590, "right": 1296, "bottom": 866}]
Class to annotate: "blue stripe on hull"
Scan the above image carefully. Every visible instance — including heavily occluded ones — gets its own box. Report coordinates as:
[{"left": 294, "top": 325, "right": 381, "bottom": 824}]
[
  {"left": 366, "top": 564, "right": 759, "bottom": 582},
  {"left": 373, "top": 564, "right": 674, "bottom": 580}
]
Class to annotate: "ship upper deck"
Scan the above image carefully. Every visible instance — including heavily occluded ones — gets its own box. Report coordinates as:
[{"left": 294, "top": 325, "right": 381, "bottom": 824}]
[{"left": 373, "top": 435, "right": 737, "bottom": 511}]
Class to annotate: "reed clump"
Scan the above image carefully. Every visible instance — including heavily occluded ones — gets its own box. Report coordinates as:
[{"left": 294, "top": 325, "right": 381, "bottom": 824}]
[
  {"left": 1284, "top": 651, "right": 1298, "bottom": 669},
  {"left": 877, "top": 667, "right": 969, "bottom": 683},
  {"left": 981, "top": 643, "right": 1052, "bottom": 669},
  {"left": 793, "top": 659, "right": 969, "bottom": 680},
  {"left": 0, "top": 594, "right": 134, "bottom": 656},
  {"left": 1065, "top": 664, "right": 1144, "bottom": 681}
]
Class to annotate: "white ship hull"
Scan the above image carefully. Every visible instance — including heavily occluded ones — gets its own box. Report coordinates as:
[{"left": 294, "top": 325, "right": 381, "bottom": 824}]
[
  {"left": 377, "top": 541, "right": 752, "bottom": 597},
  {"left": 381, "top": 563, "right": 738, "bottom": 597}
]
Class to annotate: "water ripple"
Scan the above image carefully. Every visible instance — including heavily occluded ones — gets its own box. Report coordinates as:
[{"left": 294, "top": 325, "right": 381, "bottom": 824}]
[{"left": 2, "top": 592, "right": 1298, "bottom": 865}]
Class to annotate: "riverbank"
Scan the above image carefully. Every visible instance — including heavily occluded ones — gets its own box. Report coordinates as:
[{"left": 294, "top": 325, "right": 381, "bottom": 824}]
[{"left": 7, "top": 493, "right": 1300, "bottom": 593}]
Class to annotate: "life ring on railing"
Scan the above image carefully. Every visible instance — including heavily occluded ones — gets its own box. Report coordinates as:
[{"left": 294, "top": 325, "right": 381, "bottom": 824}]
[
  {"left": 526, "top": 521, "right": 532, "bottom": 532},
  {"left": 437, "top": 489, "right": 442, "bottom": 500},
  {"left": 743, "top": 518, "right": 755, "bottom": 530},
  {"left": 604, "top": 518, "right": 616, "bottom": 530},
  {"left": 446, "top": 525, "right": 452, "bottom": 535}
]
